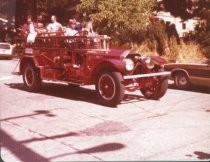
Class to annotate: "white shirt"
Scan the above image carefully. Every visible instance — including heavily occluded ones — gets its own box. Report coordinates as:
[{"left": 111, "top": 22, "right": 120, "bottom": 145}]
[
  {"left": 47, "top": 22, "right": 62, "bottom": 32},
  {"left": 65, "top": 28, "right": 78, "bottom": 36},
  {"left": 27, "top": 23, "right": 37, "bottom": 43}
]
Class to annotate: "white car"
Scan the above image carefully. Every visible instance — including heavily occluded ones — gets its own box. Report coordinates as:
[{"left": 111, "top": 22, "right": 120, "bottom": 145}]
[{"left": 0, "top": 42, "right": 13, "bottom": 59}]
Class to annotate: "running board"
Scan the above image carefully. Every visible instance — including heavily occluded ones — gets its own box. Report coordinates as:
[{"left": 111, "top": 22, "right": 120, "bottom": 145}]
[{"left": 42, "top": 79, "right": 84, "bottom": 86}]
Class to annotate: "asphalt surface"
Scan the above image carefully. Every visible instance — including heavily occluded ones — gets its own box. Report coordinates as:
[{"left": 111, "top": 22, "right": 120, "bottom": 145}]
[{"left": 1, "top": 59, "right": 210, "bottom": 161}]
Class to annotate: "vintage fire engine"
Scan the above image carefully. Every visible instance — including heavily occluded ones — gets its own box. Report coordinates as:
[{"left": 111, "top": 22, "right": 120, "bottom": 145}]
[{"left": 13, "top": 33, "right": 170, "bottom": 106}]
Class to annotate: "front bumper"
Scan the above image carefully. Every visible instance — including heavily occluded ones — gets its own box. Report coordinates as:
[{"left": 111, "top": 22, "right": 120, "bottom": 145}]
[{"left": 124, "top": 71, "right": 171, "bottom": 80}]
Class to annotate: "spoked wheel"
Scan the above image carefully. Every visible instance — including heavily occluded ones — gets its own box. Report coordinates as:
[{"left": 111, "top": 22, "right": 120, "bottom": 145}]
[
  {"left": 23, "top": 63, "right": 41, "bottom": 92},
  {"left": 174, "top": 72, "right": 190, "bottom": 89},
  {"left": 96, "top": 71, "right": 125, "bottom": 107},
  {"left": 140, "top": 70, "right": 168, "bottom": 100}
]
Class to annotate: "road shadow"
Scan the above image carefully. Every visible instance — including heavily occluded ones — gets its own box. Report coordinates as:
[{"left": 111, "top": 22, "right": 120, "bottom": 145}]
[
  {"left": 75, "top": 143, "right": 125, "bottom": 154},
  {"left": 1, "top": 129, "right": 50, "bottom": 162},
  {"left": 186, "top": 151, "right": 210, "bottom": 160},
  {"left": 168, "top": 83, "right": 210, "bottom": 94},
  {"left": 1, "top": 127, "right": 126, "bottom": 161},
  {"left": 194, "top": 151, "right": 210, "bottom": 160},
  {"left": 0, "top": 110, "right": 56, "bottom": 122},
  {"left": 1, "top": 116, "right": 128, "bottom": 161},
  {"left": 5, "top": 83, "right": 146, "bottom": 107},
  {"left": 48, "top": 143, "right": 126, "bottom": 160}
]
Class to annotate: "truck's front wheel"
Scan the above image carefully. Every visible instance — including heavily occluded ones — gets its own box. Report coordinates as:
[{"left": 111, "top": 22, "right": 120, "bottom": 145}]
[
  {"left": 96, "top": 71, "right": 125, "bottom": 107},
  {"left": 23, "top": 64, "right": 41, "bottom": 92},
  {"left": 140, "top": 69, "right": 168, "bottom": 100}
]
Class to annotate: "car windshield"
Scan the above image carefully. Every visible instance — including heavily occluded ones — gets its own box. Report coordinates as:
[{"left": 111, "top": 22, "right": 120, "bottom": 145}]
[{"left": 0, "top": 44, "right": 10, "bottom": 49}]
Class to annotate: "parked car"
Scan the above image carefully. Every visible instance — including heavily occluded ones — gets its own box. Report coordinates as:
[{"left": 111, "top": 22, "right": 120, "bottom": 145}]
[
  {"left": 164, "top": 62, "right": 210, "bottom": 89},
  {"left": 0, "top": 42, "right": 13, "bottom": 59},
  {"left": 13, "top": 33, "right": 170, "bottom": 106}
]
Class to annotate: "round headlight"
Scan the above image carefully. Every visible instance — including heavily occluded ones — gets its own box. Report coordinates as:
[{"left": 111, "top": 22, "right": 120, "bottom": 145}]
[
  {"left": 145, "top": 57, "right": 155, "bottom": 69},
  {"left": 124, "top": 58, "right": 134, "bottom": 71}
]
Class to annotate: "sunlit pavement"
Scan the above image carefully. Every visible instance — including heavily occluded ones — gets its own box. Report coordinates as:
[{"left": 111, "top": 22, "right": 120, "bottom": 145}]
[{"left": 1, "top": 59, "right": 210, "bottom": 161}]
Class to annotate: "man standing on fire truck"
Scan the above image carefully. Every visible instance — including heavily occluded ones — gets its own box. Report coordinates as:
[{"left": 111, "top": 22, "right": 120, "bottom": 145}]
[
  {"left": 46, "top": 15, "right": 62, "bottom": 33},
  {"left": 22, "top": 15, "right": 37, "bottom": 43}
]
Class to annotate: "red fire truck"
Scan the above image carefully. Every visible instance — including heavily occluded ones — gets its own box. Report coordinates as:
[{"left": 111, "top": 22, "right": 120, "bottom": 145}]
[{"left": 13, "top": 33, "right": 170, "bottom": 107}]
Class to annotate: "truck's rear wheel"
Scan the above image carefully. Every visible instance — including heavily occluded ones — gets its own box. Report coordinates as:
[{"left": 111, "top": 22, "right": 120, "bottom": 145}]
[
  {"left": 23, "top": 64, "right": 41, "bottom": 92},
  {"left": 96, "top": 71, "right": 125, "bottom": 107}
]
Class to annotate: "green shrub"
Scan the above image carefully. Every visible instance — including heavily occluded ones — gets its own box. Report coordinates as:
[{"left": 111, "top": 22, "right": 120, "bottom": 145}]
[
  {"left": 164, "top": 36, "right": 179, "bottom": 62},
  {"left": 146, "top": 20, "right": 168, "bottom": 55}
]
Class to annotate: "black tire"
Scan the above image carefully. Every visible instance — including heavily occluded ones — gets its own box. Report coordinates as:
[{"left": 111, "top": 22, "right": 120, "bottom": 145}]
[
  {"left": 23, "top": 63, "right": 41, "bottom": 92},
  {"left": 174, "top": 72, "right": 190, "bottom": 89},
  {"left": 140, "top": 69, "right": 168, "bottom": 100},
  {"left": 96, "top": 71, "right": 125, "bottom": 107}
]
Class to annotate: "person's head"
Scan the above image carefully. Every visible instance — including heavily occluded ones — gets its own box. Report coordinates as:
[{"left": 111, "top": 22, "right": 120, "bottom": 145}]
[
  {"left": 51, "top": 15, "right": 57, "bottom": 23},
  {"left": 69, "top": 19, "right": 76, "bottom": 29},
  {"left": 37, "top": 14, "right": 43, "bottom": 22},
  {"left": 26, "top": 15, "right": 32, "bottom": 24}
]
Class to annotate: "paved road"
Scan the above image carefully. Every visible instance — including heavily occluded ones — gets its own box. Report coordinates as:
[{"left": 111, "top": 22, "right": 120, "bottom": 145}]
[{"left": 1, "top": 59, "right": 210, "bottom": 161}]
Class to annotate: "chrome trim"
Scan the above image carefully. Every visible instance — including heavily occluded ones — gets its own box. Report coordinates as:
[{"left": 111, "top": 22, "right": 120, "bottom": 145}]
[
  {"left": 124, "top": 71, "right": 171, "bottom": 80},
  {"left": 25, "top": 48, "right": 33, "bottom": 54}
]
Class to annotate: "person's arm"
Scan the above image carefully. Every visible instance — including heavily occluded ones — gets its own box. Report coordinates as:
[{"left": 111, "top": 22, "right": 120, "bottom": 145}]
[
  {"left": 22, "top": 24, "right": 29, "bottom": 35},
  {"left": 46, "top": 24, "right": 52, "bottom": 32}
]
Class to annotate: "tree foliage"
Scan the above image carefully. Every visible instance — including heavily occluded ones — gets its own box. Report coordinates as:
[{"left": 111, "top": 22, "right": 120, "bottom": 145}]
[
  {"left": 15, "top": 0, "right": 80, "bottom": 26},
  {"left": 160, "top": 0, "right": 210, "bottom": 19},
  {"left": 157, "top": 0, "right": 210, "bottom": 59},
  {"left": 77, "top": 0, "right": 157, "bottom": 44},
  {"left": 8, "top": 0, "right": 210, "bottom": 58},
  {"left": 193, "top": 15, "right": 210, "bottom": 58}
]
